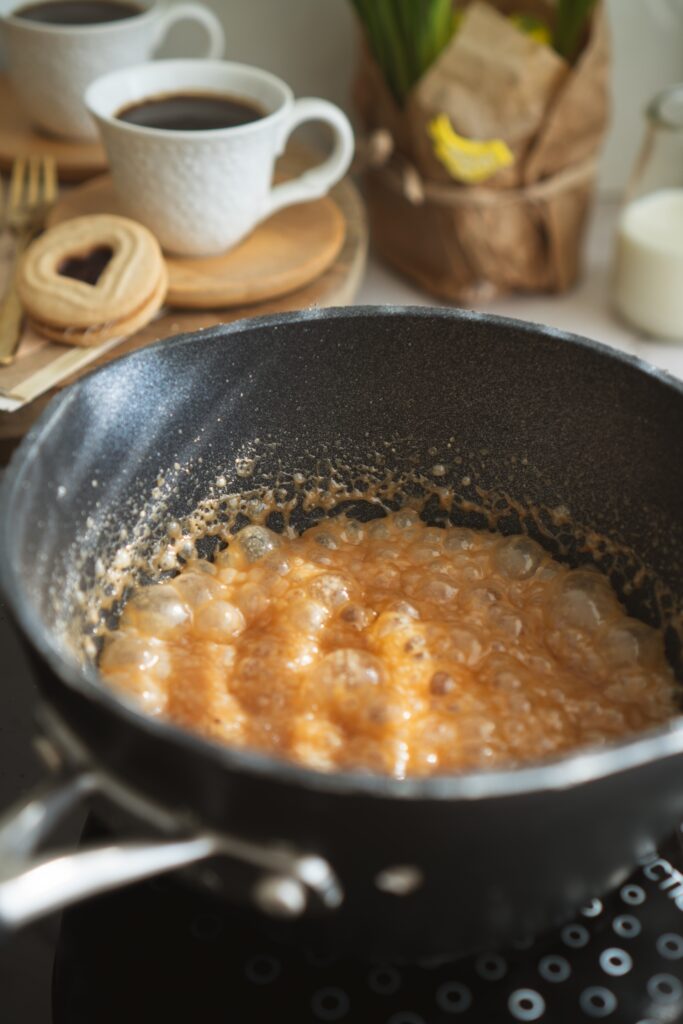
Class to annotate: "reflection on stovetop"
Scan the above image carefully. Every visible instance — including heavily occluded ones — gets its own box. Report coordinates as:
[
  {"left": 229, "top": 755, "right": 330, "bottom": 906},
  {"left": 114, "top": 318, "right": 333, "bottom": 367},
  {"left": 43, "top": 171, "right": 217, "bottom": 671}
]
[
  {"left": 51, "top": 819, "right": 683, "bottom": 1024},
  {"left": 1, "top": 592, "right": 682, "bottom": 1024}
]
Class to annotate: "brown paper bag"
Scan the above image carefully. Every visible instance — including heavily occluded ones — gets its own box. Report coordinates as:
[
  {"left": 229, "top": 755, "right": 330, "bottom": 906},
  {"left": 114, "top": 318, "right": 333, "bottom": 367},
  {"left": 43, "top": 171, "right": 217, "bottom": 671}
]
[
  {"left": 523, "top": 2, "right": 610, "bottom": 183},
  {"left": 353, "top": 0, "right": 610, "bottom": 301},
  {"left": 408, "top": 1, "right": 568, "bottom": 185}
]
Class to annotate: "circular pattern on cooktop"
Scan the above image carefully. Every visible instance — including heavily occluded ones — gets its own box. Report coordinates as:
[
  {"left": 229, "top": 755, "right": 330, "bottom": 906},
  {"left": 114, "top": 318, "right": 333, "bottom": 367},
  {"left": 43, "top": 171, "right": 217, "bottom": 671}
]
[{"left": 52, "top": 827, "right": 683, "bottom": 1023}]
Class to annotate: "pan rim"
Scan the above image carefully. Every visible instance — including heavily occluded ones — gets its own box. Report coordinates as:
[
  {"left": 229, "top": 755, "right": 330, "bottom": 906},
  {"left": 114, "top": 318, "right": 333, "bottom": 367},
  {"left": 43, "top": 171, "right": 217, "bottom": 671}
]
[{"left": 3, "top": 304, "right": 683, "bottom": 802}]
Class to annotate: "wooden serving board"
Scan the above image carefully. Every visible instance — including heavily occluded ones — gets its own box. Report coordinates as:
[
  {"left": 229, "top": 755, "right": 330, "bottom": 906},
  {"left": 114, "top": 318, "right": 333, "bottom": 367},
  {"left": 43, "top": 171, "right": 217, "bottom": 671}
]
[
  {"left": 0, "top": 159, "right": 367, "bottom": 458},
  {"left": 48, "top": 173, "right": 346, "bottom": 309},
  {"left": 0, "top": 75, "right": 108, "bottom": 182}
]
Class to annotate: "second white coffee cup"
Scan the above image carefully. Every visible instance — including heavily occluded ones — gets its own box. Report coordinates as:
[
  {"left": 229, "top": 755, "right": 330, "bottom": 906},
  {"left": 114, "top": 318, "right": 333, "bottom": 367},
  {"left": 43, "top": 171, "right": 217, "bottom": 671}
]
[
  {"left": 0, "top": 0, "right": 225, "bottom": 141},
  {"left": 86, "top": 60, "right": 355, "bottom": 256}
]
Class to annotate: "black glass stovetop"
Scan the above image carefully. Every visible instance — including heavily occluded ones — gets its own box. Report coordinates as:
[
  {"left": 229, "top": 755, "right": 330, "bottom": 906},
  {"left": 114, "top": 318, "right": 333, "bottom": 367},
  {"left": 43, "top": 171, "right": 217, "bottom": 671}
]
[{"left": 1, "top": 595, "right": 682, "bottom": 1024}]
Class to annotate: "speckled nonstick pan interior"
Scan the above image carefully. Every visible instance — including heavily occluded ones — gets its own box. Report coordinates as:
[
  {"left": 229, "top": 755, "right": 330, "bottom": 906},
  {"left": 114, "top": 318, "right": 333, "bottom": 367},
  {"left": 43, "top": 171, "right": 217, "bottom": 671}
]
[{"left": 1, "top": 306, "right": 682, "bottom": 958}]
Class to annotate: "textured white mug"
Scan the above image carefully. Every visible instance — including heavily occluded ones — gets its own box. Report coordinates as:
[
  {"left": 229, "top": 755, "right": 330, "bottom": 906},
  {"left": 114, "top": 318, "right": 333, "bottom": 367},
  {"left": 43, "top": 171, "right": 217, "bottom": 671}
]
[
  {"left": 86, "top": 60, "right": 355, "bottom": 255},
  {"left": 0, "top": 0, "right": 225, "bottom": 141}
]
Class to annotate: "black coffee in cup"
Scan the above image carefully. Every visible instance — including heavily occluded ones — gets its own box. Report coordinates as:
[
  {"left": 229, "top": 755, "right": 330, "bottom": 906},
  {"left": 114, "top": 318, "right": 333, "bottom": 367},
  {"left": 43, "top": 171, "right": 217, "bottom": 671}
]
[
  {"left": 13, "top": 1, "right": 141, "bottom": 23},
  {"left": 116, "top": 93, "right": 265, "bottom": 132}
]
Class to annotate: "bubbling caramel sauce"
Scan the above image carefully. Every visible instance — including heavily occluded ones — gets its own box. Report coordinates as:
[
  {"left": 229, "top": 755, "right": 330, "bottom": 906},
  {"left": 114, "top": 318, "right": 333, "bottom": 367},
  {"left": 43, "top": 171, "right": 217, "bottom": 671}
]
[{"left": 99, "top": 513, "right": 679, "bottom": 777}]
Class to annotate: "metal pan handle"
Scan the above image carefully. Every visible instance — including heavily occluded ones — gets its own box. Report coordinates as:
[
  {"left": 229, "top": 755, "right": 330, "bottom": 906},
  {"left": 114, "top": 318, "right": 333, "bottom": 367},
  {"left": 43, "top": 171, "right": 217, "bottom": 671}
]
[
  {"left": 0, "top": 771, "right": 342, "bottom": 934},
  {"left": 0, "top": 772, "right": 219, "bottom": 933}
]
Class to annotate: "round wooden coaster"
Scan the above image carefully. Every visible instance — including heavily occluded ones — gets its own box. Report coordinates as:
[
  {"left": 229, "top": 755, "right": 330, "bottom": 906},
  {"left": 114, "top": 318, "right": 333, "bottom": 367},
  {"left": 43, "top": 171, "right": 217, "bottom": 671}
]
[
  {"left": 0, "top": 75, "right": 108, "bottom": 182},
  {"left": 0, "top": 165, "right": 367, "bottom": 457},
  {"left": 48, "top": 171, "right": 346, "bottom": 309}
]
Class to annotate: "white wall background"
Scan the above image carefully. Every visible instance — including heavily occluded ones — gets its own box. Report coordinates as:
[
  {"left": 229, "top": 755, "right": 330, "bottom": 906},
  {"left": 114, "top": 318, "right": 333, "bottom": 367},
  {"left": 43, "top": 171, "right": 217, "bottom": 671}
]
[{"left": 173, "top": 0, "right": 683, "bottom": 195}]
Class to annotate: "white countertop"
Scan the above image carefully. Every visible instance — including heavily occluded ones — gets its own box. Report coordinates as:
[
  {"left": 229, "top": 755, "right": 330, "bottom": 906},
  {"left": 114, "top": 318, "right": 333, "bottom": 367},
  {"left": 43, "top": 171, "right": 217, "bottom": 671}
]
[{"left": 355, "top": 198, "right": 683, "bottom": 383}]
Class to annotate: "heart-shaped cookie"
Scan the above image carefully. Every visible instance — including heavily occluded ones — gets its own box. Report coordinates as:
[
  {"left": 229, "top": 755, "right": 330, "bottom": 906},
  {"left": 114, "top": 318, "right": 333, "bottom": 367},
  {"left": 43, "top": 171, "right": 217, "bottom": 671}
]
[
  {"left": 18, "top": 213, "right": 167, "bottom": 345},
  {"left": 58, "top": 244, "right": 115, "bottom": 287}
]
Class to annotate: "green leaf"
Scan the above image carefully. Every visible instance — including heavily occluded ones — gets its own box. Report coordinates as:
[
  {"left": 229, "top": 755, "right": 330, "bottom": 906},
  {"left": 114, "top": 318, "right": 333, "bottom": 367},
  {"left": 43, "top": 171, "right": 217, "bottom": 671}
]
[
  {"left": 554, "top": 0, "right": 598, "bottom": 61},
  {"left": 351, "top": 0, "right": 458, "bottom": 105}
]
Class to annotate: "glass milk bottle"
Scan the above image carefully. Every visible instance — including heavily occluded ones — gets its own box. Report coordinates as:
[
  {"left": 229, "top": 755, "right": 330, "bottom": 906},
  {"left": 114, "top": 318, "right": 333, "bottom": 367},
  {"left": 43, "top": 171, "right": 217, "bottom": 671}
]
[{"left": 613, "top": 84, "right": 683, "bottom": 341}]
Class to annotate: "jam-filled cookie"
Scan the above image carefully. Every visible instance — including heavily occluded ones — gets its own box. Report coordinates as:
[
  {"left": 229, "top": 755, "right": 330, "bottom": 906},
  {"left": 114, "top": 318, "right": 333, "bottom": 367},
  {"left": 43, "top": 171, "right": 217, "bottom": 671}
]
[{"left": 18, "top": 214, "right": 167, "bottom": 347}]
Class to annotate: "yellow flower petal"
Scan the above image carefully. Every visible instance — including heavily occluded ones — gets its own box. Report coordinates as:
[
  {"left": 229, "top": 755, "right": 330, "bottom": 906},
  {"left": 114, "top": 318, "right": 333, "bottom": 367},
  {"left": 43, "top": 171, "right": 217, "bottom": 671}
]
[
  {"left": 509, "top": 13, "right": 552, "bottom": 46},
  {"left": 427, "top": 114, "right": 515, "bottom": 185}
]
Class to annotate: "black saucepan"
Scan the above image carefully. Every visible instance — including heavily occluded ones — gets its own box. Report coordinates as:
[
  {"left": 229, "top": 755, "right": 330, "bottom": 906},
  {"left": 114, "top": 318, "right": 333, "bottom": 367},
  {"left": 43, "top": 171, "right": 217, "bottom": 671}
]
[{"left": 0, "top": 307, "right": 682, "bottom": 959}]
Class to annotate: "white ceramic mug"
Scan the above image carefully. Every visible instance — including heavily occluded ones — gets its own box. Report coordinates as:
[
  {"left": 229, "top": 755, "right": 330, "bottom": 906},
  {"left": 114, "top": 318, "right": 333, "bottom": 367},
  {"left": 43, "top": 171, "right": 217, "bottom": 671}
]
[
  {"left": 0, "top": 0, "right": 225, "bottom": 141},
  {"left": 85, "top": 59, "right": 355, "bottom": 256}
]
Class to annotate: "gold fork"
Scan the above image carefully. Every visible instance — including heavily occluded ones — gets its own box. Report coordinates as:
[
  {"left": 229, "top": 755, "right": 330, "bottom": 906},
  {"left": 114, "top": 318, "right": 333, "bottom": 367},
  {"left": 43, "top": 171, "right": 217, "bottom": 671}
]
[{"left": 0, "top": 156, "right": 58, "bottom": 366}]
